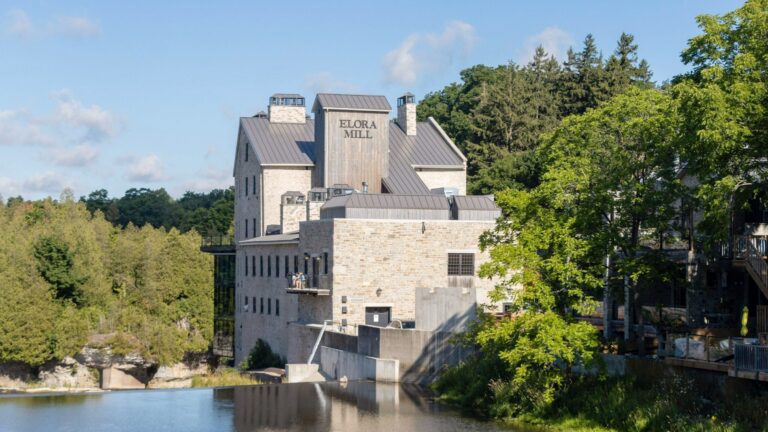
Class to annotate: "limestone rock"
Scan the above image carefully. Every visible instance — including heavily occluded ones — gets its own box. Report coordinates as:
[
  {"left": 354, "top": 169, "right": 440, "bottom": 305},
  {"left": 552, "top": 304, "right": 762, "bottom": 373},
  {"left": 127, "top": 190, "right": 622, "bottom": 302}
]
[{"left": 38, "top": 357, "right": 99, "bottom": 389}]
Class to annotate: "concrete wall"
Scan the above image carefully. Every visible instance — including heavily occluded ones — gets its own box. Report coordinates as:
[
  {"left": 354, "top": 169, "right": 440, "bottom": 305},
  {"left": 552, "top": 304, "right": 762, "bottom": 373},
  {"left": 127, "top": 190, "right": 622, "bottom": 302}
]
[
  {"left": 415, "top": 287, "right": 481, "bottom": 332},
  {"left": 357, "top": 325, "right": 470, "bottom": 383},
  {"left": 285, "top": 323, "right": 358, "bottom": 365},
  {"left": 320, "top": 346, "right": 399, "bottom": 382},
  {"left": 416, "top": 168, "right": 466, "bottom": 196}
]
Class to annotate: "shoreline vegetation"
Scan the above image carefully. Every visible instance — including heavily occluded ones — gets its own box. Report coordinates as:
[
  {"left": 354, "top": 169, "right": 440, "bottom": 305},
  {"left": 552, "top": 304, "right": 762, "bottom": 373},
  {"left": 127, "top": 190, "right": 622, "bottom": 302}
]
[{"left": 428, "top": 1, "right": 768, "bottom": 431}]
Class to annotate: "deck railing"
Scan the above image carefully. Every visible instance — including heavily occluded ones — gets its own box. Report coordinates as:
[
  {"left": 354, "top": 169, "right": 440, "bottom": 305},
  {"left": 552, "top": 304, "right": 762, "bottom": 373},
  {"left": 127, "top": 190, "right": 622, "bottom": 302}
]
[
  {"left": 734, "top": 343, "right": 768, "bottom": 372},
  {"left": 665, "top": 333, "right": 735, "bottom": 363}
]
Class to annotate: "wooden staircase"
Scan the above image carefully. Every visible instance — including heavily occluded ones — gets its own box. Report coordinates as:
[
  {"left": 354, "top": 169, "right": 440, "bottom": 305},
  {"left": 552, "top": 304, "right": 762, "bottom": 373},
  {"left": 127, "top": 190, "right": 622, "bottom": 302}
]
[{"left": 738, "top": 236, "right": 768, "bottom": 300}]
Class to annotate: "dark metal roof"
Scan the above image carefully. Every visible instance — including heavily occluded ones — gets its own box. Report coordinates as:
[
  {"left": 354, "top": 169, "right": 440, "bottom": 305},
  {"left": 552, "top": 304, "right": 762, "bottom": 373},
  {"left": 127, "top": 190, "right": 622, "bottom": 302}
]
[
  {"left": 452, "top": 195, "right": 499, "bottom": 211},
  {"left": 390, "top": 120, "right": 465, "bottom": 167},
  {"left": 312, "top": 93, "right": 391, "bottom": 112},
  {"left": 240, "top": 117, "right": 315, "bottom": 166},
  {"left": 322, "top": 193, "right": 449, "bottom": 210}
]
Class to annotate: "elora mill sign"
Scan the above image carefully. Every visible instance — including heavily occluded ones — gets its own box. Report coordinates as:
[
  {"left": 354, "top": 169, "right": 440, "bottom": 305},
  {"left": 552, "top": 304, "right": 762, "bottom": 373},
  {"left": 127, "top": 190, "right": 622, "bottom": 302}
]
[{"left": 339, "top": 119, "right": 376, "bottom": 139}]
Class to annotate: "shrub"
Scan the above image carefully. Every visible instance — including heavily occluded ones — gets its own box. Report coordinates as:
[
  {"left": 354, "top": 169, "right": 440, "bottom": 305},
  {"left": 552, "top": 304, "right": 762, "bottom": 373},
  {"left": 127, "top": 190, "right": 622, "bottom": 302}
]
[{"left": 240, "top": 339, "right": 285, "bottom": 370}]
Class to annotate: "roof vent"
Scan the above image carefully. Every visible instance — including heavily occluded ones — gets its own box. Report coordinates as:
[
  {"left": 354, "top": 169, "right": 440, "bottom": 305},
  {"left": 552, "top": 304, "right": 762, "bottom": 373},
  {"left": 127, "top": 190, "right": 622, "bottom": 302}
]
[{"left": 253, "top": 111, "right": 268, "bottom": 118}]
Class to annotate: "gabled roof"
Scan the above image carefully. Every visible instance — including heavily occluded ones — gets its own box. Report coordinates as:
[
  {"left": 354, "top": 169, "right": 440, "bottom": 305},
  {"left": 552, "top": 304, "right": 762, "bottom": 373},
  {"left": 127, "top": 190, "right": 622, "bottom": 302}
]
[
  {"left": 239, "top": 117, "right": 315, "bottom": 166},
  {"left": 312, "top": 93, "right": 391, "bottom": 112}
]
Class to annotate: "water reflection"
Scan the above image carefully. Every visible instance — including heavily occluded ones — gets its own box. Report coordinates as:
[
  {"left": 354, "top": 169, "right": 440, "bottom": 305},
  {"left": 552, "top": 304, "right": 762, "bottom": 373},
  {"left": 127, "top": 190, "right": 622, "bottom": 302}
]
[
  {"left": 0, "top": 382, "right": 516, "bottom": 432},
  {"left": 223, "top": 381, "right": 506, "bottom": 432}
]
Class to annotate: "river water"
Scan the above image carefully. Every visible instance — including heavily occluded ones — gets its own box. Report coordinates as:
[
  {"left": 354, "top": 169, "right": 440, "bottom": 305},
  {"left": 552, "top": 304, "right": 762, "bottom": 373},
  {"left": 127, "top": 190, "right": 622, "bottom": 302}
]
[{"left": 0, "top": 381, "right": 526, "bottom": 432}]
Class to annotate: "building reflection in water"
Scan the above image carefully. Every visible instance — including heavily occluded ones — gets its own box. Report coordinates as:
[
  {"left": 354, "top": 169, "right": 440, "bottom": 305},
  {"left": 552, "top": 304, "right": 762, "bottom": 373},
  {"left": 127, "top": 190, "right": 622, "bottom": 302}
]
[{"left": 214, "top": 381, "right": 441, "bottom": 432}]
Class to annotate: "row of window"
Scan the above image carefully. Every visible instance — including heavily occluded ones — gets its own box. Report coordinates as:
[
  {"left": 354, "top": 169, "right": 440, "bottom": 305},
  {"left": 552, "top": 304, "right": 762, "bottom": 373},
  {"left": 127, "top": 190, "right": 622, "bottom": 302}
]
[
  {"left": 243, "top": 176, "right": 257, "bottom": 197},
  {"left": 244, "top": 218, "right": 256, "bottom": 238},
  {"left": 244, "top": 253, "right": 329, "bottom": 277},
  {"left": 241, "top": 253, "right": 473, "bottom": 277},
  {"left": 244, "top": 296, "right": 279, "bottom": 316}
]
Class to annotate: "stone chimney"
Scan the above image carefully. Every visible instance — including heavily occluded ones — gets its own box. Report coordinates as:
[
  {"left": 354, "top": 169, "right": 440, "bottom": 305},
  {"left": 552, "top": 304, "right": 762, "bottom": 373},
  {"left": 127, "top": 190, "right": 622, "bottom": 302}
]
[
  {"left": 268, "top": 93, "right": 306, "bottom": 124},
  {"left": 396, "top": 92, "right": 416, "bottom": 136}
]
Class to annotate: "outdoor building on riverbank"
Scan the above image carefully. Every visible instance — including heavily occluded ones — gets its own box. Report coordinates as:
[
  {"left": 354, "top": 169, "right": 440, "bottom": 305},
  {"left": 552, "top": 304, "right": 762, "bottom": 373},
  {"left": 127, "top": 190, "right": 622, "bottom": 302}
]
[{"left": 230, "top": 92, "right": 501, "bottom": 364}]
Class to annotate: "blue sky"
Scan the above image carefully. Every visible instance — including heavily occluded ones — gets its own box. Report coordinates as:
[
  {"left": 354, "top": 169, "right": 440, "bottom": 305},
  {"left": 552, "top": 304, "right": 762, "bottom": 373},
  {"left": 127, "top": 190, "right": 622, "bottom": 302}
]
[{"left": 0, "top": 0, "right": 743, "bottom": 200}]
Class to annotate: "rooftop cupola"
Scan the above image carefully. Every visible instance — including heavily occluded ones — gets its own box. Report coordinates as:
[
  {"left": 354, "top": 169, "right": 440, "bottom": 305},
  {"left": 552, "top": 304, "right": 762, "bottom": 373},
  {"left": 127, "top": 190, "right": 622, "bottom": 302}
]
[
  {"left": 268, "top": 93, "right": 306, "bottom": 124},
  {"left": 396, "top": 92, "right": 417, "bottom": 136}
]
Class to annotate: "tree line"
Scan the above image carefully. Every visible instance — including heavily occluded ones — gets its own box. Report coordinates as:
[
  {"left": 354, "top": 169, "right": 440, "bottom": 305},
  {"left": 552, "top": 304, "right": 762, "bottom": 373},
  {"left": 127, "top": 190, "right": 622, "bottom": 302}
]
[{"left": 80, "top": 187, "right": 234, "bottom": 236}]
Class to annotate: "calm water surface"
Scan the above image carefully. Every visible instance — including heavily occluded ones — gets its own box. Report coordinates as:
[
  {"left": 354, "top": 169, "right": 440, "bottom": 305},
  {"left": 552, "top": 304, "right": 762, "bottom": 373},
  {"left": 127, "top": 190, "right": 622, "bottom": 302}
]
[{"left": 0, "top": 382, "right": 526, "bottom": 432}]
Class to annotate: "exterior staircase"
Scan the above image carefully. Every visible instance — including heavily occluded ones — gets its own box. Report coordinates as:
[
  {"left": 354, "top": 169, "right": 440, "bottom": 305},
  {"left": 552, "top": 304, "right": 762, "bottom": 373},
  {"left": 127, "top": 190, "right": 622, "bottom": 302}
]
[{"left": 738, "top": 236, "right": 768, "bottom": 299}]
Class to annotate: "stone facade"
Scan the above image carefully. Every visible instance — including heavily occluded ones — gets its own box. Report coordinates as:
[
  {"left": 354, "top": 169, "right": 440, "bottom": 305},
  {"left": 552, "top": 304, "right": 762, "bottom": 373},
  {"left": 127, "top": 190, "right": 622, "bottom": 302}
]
[
  {"left": 396, "top": 102, "right": 417, "bottom": 136},
  {"left": 235, "top": 242, "right": 301, "bottom": 364},
  {"left": 268, "top": 105, "right": 306, "bottom": 124},
  {"left": 281, "top": 202, "right": 306, "bottom": 233},
  {"left": 262, "top": 168, "right": 312, "bottom": 235},
  {"left": 416, "top": 168, "right": 467, "bottom": 195}
]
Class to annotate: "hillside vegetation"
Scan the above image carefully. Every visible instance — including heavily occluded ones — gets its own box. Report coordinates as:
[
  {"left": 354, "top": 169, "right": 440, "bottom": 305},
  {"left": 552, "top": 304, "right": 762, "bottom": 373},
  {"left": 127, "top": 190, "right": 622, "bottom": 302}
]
[{"left": 0, "top": 197, "right": 213, "bottom": 367}]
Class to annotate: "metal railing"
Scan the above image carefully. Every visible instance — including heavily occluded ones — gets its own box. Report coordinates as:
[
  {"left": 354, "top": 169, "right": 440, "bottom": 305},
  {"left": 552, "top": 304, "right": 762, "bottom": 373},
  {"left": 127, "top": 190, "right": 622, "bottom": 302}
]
[
  {"left": 201, "top": 234, "right": 235, "bottom": 249},
  {"left": 722, "top": 235, "right": 768, "bottom": 259},
  {"left": 286, "top": 274, "right": 322, "bottom": 290},
  {"left": 734, "top": 343, "right": 768, "bottom": 372},
  {"left": 665, "top": 333, "right": 735, "bottom": 363}
]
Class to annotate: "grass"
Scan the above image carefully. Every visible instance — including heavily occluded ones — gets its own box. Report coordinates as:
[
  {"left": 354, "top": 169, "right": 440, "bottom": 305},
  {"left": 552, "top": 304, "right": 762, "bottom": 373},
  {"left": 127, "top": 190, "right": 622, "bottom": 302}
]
[
  {"left": 434, "top": 363, "right": 766, "bottom": 432},
  {"left": 191, "top": 368, "right": 261, "bottom": 388}
]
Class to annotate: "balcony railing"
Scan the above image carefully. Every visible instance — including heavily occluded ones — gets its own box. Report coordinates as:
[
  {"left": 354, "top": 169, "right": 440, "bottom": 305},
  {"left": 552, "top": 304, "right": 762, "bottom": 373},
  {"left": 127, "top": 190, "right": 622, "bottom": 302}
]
[
  {"left": 200, "top": 234, "right": 236, "bottom": 253},
  {"left": 734, "top": 343, "right": 768, "bottom": 372},
  {"left": 286, "top": 274, "right": 329, "bottom": 295}
]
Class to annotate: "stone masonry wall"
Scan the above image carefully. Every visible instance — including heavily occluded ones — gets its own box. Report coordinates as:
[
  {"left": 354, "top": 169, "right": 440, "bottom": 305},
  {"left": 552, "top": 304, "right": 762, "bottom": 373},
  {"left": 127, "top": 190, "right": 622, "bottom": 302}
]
[
  {"left": 281, "top": 203, "right": 306, "bottom": 234},
  {"left": 329, "top": 219, "right": 497, "bottom": 327},
  {"left": 268, "top": 105, "right": 306, "bottom": 124},
  {"left": 236, "top": 243, "right": 300, "bottom": 364},
  {"left": 262, "top": 168, "right": 312, "bottom": 235}
]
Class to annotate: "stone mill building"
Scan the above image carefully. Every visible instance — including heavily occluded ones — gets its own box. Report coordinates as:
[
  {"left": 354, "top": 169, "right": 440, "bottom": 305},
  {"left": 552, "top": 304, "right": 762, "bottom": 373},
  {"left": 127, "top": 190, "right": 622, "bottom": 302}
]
[{"left": 231, "top": 92, "right": 502, "bottom": 366}]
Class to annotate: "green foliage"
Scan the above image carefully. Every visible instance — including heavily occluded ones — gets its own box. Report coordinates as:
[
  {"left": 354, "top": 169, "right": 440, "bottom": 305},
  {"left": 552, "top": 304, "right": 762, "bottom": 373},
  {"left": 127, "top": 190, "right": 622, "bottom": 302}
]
[
  {"left": 240, "top": 339, "right": 285, "bottom": 370},
  {"left": 419, "top": 33, "right": 652, "bottom": 194},
  {"left": 0, "top": 198, "right": 213, "bottom": 366},
  {"left": 191, "top": 368, "right": 260, "bottom": 387},
  {"left": 80, "top": 187, "right": 234, "bottom": 236},
  {"left": 33, "top": 236, "right": 87, "bottom": 304},
  {"left": 672, "top": 0, "right": 768, "bottom": 247}
]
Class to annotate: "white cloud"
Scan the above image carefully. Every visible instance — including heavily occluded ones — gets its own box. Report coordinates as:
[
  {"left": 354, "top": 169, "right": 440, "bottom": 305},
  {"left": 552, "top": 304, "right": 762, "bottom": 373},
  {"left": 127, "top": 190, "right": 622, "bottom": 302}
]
[
  {"left": 0, "top": 90, "right": 117, "bottom": 153},
  {"left": 5, "top": 9, "right": 100, "bottom": 39},
  {"left": 520, "top": 26, "right": 575, "bottom": 63},
  {"left": 383, "top": 20, "right": 477, "bottom": 86},
  {"left": 7, "top": 9, "right": 31, "bottom": 37},
  {"left": 126, "top": 154, "right": 168, "bottom": 182},
  {"left": 0, "top": 110, "right": 57, "bottom": 146},
  {"left": 53, "top": 89, "right": 116, "bottom": 142},
  {"left": 50, "top": 144, "right": 99, "bottom": 167},
  {"left": 0, "top": 172, "right": 76, "bottom": 197},
  {"left": 304, "top": 72, "right": 360, "bottom": 95},
  {"left": 52, "top": 16, "right": 101, "bottom": 37}
]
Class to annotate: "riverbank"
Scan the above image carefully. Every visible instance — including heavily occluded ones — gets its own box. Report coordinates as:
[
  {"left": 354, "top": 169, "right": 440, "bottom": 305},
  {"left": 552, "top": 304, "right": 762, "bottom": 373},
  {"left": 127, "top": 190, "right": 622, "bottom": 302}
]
[{"left": 437, "top": 374, "right": 767, "bottom": 432}]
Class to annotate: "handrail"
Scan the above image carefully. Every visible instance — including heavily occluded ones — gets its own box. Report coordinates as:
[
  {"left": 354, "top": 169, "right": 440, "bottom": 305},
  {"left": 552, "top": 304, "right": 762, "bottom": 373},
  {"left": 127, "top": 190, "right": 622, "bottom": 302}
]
[{"left": 740, "top": 235, "right": 768, "bottom": 295}]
